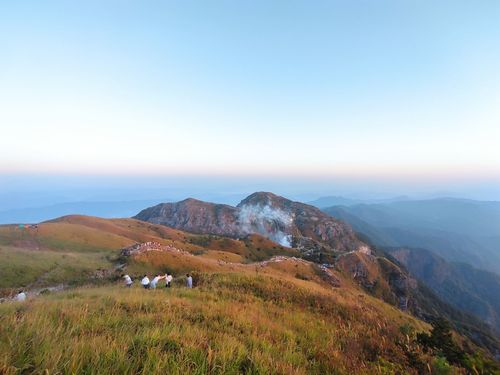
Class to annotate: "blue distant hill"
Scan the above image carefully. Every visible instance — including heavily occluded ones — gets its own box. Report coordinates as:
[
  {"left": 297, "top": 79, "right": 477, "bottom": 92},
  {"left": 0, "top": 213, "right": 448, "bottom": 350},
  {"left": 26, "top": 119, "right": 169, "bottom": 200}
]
[
  {"left": 323, "top": 198, "right": 500, "bottom": 274},
  {"left": 0, "top": 200, "right": 165, "bottom": 224}
]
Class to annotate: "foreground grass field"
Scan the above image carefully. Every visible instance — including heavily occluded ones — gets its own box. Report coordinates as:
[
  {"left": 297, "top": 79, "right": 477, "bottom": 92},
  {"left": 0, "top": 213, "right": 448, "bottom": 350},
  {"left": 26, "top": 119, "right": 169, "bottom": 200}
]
[
  {"left": 1, "top": 216, "right": 497, "bottom": 373},
  {"left": 0, "top": 273, "right": 433, "bottom": 374}
]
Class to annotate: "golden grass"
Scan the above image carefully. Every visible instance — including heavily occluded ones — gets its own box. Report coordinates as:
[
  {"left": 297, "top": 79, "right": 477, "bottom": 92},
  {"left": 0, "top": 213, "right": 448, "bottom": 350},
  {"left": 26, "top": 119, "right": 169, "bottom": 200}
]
[
  {"left": 1, "top": 216, "right": 297, "bottom": 261},
  {"left": 0, "top": 272, "right": 430, "bottom": 374},
  {"left": 0, "top": 215, "right": 305, "bottom": 297},
  {"left": 198, "top": 250, "right": 245, "bottom": 263}
]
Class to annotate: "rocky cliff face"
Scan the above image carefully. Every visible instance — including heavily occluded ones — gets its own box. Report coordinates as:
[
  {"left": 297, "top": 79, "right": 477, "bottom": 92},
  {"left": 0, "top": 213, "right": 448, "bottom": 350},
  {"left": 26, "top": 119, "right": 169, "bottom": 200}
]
[
  {"left": 134, "top": 198, "right": 241, "bottom": 237},
  {"left": 134, "top": 192, "right": 366, "bottom": 261}
]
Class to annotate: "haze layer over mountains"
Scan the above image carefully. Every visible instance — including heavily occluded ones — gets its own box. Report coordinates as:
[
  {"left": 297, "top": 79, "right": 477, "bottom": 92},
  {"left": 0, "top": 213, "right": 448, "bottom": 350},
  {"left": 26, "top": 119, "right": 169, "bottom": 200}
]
[{"left": 318, "top": 198, "right": 500, "bottom": 274}]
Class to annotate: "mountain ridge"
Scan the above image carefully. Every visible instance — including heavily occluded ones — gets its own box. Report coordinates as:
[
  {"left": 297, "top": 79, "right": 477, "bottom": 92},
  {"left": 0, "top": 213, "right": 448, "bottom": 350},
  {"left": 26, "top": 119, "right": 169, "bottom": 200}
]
[
  {"left": 386, "top": 247, "right": 500, "bottom": 333},
  {"left": 134, "top": 192, "right": 367, "bottom": 262},
  {"left": 323, "top": 199, "right": 500, "bottom": 274}
]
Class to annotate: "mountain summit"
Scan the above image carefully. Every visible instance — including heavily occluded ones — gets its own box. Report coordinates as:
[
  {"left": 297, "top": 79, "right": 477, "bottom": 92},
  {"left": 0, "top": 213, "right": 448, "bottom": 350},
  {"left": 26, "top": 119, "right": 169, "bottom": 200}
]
[{"left": 134, "top": 192, "right": 367, "bottom": 261}]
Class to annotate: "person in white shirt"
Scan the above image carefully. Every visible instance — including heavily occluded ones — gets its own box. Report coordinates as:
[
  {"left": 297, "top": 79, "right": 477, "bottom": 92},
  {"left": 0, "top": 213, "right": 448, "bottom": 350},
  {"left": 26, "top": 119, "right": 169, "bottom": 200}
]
[
  {"left": 123, "top": 274, "right": 133, "bottom": 287},
  {"left": 186, "top": 274, "right": 193, "bottom": 288},
  {"left": 15, "top": 290, "right": 26, "bottom": 302},
  {"left": 165, "top": 273, "right": 173, "bottom": 288},
  {"left": 141, "top": 275, "right": 150, "bottom": 289},
  {"left": 150, "top": 275, "right": 162, "bottom": 289}
]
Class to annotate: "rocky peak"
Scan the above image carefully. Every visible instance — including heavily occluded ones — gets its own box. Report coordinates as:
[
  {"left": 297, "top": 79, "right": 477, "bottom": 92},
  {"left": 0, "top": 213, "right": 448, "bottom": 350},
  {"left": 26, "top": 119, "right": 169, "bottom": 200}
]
[
  {"left": 179, "top": 197, "right": 204, "bottom": 204},
  {"left": 134, "top": 192, "right": 367, "bottom": 261},
  {"left": 237, "top": 192, "right": 290, "bottom": 208}
]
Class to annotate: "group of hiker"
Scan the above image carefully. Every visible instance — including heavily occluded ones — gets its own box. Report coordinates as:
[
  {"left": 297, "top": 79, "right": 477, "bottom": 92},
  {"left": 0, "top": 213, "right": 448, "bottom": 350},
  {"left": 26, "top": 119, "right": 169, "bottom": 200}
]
[
  {"left": 11, "top": 274, "right": 192, "bottom": 304},
  {"left": 122, "top": 273, "right": 193, "bottom": 289}
]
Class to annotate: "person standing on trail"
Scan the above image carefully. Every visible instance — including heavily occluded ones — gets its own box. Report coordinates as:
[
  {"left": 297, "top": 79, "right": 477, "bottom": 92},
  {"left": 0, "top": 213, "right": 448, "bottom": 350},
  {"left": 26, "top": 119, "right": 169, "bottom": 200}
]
[
  {"left": 186, "top": 274, "right": 193, "bottom": 288},
  {"left": 141, "top": 275, "right": 150, "bottom": 289},
  {"left": 14, "top": 290, "right": 26, "bottom": 302},
  {"left": 150, "top": 275, "right": 162, "bottom": 289},
  {"left": 123, "top": 274, "right": 133, "bottom": 287},
  {"left": 165, "top": 273, "right": 173, "bottom": 288}
]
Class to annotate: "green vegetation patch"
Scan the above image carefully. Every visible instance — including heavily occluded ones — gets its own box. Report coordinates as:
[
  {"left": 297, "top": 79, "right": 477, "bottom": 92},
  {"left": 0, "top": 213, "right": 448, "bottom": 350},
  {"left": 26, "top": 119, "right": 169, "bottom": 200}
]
[{"left": 0, "top": 246, "right": 114, "bottom": 292}]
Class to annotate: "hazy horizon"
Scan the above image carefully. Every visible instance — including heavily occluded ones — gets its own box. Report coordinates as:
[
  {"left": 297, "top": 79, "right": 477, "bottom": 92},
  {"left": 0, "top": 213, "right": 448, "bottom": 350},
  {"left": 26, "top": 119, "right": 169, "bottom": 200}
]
[{"left": 1, "top": 173, "right": 499, "bottom": 211}]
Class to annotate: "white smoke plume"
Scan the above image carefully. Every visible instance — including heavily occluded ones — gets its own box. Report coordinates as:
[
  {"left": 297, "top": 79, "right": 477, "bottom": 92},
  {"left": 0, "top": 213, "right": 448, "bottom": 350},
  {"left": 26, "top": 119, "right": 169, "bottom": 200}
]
[{"left": 237, "top": 204, "right": 294, "bottom": 247}]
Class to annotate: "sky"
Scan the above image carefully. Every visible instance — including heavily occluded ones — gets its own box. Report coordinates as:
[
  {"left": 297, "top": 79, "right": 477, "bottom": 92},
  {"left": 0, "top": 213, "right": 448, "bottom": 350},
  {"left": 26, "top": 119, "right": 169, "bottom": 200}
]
[{"left": 1, "top": 1, "right": 500, "bottom": 206}]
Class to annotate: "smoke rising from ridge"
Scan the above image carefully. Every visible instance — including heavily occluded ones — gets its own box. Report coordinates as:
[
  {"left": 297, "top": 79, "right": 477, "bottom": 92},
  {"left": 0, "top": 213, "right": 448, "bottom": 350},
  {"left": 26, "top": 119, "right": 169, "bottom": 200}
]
[{"left": 237, "top": 203, "right": 294, "bottom": 247}]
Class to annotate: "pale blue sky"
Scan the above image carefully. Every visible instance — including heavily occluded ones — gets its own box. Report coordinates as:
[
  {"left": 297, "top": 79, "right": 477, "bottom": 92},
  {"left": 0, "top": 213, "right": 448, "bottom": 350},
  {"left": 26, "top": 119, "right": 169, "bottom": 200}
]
[{"left": 1, "top": 1, "right": 499, "bottom": 180}]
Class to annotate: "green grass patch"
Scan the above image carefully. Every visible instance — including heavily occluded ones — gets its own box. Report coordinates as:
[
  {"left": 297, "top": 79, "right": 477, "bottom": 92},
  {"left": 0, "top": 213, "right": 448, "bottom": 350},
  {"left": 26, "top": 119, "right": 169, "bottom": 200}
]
[{"left": 0, "top": 246, "right": 115, "bottom": 292}]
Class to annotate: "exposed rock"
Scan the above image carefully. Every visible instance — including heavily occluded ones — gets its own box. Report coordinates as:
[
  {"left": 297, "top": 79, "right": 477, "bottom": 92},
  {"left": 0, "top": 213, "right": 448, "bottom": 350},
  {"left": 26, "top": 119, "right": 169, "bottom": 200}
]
[
  {"left": 336, "top": 252, "right": 380, "bottom": 289},
  {"left": 91, "top": 269, "right": 114, "bottom": 279},
  {"left": 134, "top": 199, "right": 240, "bottom": 237},
  {"left": 317, "top": 264, "right": 342, "bottom": 287},
  {"left": 120, "top": 241, "right": 189, "bottom": 257}
]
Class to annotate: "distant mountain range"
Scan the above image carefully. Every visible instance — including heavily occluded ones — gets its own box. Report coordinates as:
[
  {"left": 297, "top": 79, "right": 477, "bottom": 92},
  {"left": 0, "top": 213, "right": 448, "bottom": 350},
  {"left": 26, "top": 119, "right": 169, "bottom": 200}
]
[
  {"left": 0, "top": 200, "right": 165, "bottom": 224},
  {"left": 322, "top": 198, "right": 500, "bottom": 275},
  {"left": 308, "top": 195, "right": 411, "bottom": 208}
]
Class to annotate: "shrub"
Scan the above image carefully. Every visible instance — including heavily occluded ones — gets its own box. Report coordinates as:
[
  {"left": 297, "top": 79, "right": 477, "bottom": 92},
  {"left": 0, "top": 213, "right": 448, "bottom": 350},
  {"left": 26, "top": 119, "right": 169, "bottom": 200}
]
[
  {"left": 432, "top": 356, "right": 452, "bottom": 375},
  {"left": 417, "top": 318, "right": 466, "bottom": 366}
]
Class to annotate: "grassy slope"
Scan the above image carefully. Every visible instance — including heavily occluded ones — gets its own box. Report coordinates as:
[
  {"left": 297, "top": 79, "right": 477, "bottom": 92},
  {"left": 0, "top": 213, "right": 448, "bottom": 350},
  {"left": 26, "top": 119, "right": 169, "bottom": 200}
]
[
  {"left": 0, "top": 215, "right": 497, "bottom": 373},
  {"left": 0, "top": 215, "right": 297, "bottom": 258},
  {"left": 0, "top": 273, "right": 430, "bottom": 375},
  {"left": 0, "top": 246, "right": 111, "bottom": 290},
  {"left": 0, "top": 215, "right": 297, "bottom": 295}
]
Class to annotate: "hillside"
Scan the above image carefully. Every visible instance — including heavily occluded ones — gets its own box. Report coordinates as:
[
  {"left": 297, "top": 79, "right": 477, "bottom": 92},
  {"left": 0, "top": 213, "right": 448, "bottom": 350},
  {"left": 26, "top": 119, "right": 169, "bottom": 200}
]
[
  {"left": 333, "top": 251, "right": 500, "bottom": 357},
  {"left": 323, "top": 198, "right": 500, "bottom": 274},
  {"left": 0, "top": 215, "right": 296, "bottom": 295},
  {"left": 134, "top": 192, "right": 367, "bottom": 263},
  {"left": 324, "top": 204, "right": 500, "bottom": 340},
  {"left": 3, "top": 270, "right": 496, "bottom": 374},
  {"left": 387, "top": 247, "right": 500, "bottom": 333}
]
